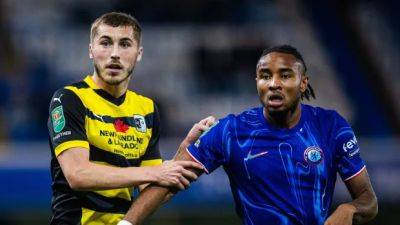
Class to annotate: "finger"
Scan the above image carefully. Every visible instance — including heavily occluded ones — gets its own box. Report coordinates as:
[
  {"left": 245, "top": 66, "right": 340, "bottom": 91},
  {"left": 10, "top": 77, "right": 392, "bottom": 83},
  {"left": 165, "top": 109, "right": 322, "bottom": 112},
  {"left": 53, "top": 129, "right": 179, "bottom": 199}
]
[
  {"left": 179, "top": 175, "right": 190, "bottom": 188},
  {"left": 175, "top": 181, "right": 185, "bottom": 190},
  {"left": 181, "top": 168, "right": 198, "bottom": 180},
  {"left": 175, "top": 161, "right": 204, "bottom": 170},
  {"left": 199, "top": 116, "right": 215, "bottom": 126},
  {"left": 168, "top": 177, "right": 183, "bottom": 190},
  {"left": 195, "top": 124, "right": 209, "bottom": 132},
  {"left": 205, "top": 116, "right": 216, "bottom": 127},
  {"left": 201, "top": 116, "right": 215, "bottom": 125}
]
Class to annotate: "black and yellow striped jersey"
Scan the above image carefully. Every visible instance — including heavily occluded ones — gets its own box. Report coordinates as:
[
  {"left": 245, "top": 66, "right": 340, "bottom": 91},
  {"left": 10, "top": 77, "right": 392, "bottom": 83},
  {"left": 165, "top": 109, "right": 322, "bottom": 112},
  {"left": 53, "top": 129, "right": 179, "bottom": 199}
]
[{"left": 48, "top": 75, "right": 162, "bottom": 225}]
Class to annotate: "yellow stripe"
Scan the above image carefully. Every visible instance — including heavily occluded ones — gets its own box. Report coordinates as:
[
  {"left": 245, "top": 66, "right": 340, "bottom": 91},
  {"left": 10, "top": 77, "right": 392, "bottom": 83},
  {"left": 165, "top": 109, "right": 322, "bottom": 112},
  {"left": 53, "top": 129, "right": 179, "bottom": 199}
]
[
  {"left": 83, "top": 75, "right": 98, "bottom": 89},
  {"left": 81, "top": 207, "right": 124, "bottom": 225},
  {"left": 94, "top": 187, "right": 132, "bottom": 201},
  {"left": 140, "top": 159, "right": 162, "bottom": 167},
  {"left": 54, "top": 140, "right": 89, "bottom": 156}
]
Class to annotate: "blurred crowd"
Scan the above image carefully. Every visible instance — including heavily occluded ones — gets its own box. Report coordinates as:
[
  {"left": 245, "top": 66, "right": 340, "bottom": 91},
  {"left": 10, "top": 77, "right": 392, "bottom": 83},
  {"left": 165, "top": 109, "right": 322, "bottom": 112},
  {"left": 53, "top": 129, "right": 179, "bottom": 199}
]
[{"left": 0, "top": 0, "right": 399, "bottom": 142}]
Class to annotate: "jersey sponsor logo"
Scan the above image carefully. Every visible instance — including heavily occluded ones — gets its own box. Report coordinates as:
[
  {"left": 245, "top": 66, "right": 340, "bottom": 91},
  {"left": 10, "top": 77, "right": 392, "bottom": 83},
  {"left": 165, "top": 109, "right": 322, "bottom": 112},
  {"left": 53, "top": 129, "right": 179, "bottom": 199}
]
[
  {"left": 304, "top": 146, "right": 323, "bottom": 164},
  {"left": 52, "top": 130, "right": 71, "bottom": 141},
  {"left": 342, "top": 136, "right": 357, "bottom": 153},
  {"left": 348, "top": 148, "right": 360, "bottom": 157},
  {"left": 133, "top": 115, "right": 146, "bottom": 133},
  {"left": 51, "top": 106, "right": 65, "bottom": 133},
  {"left": 100, "top": 130, "right": 144, "bottom": 151},
  {"left": 114, "top": 119, "right": 129, "bottom": 133}
]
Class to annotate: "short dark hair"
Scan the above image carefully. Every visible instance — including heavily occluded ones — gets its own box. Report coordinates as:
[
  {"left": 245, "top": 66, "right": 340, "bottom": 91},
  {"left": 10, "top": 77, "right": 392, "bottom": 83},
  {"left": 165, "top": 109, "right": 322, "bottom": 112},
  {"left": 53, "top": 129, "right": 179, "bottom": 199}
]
[
  {"left": 259, "top": 45, "right": 315, "bottom": 100},
  {"left": 90, "top": 12, "right": 142, "bottom": 44}
]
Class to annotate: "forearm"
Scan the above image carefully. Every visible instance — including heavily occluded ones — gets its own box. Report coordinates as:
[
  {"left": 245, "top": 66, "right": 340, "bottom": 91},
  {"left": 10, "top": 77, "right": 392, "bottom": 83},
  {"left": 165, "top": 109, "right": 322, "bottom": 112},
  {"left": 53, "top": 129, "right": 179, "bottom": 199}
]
[
  {"left": 326, "top": 169, "right": 378, "bottom": 225},
  {"left": 125, "top": 184, "right": 171, "bottom": 224},
  {"left": 124, "top": 142, "right": 201, "bottom": 224},
  {"left": 70, "top": 163, "right": 156, "bottom": 191},
  {"left": 345, "top": 190, "right": 378, "bottom": 224}
]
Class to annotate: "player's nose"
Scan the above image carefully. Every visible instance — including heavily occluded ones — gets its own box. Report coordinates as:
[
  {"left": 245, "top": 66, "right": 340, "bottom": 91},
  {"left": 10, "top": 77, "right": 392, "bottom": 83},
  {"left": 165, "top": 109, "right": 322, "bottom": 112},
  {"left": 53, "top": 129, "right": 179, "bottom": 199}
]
[
  {"left": 110, "top": 45, "right": 120, "bottom": 60},
  {"left": 269, "top": 75, "right": 282, "bottom": 90}
]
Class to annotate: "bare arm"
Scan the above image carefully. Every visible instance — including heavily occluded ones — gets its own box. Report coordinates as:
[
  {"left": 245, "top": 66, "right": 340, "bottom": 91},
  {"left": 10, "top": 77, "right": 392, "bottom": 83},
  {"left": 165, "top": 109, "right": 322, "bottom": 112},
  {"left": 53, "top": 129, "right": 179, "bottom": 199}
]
[
  {"left": 324, "top": 169, "right": 378, "bottom": 225},
  {"left": 123, "top": 142, "right": 203, "bottom": 224},
  {"left": 122, "top": 117, "right": 215, "bottom": 225},
  {"left": 58, "top": 147, "right": 202, "bottom": 191}
]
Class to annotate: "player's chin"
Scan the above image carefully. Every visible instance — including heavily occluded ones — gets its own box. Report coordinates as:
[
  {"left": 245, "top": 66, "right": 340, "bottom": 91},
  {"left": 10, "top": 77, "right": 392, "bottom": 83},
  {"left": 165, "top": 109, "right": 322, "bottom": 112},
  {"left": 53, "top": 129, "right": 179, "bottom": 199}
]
[
  {"left": 265, "top": 102, "right": 288, "bottom": 114},
  {"left": 266, "top": 106, "right": 286, "bottom": 114},
  {"left": 104, "top": 72, "right": 129, "bottom": 84}
]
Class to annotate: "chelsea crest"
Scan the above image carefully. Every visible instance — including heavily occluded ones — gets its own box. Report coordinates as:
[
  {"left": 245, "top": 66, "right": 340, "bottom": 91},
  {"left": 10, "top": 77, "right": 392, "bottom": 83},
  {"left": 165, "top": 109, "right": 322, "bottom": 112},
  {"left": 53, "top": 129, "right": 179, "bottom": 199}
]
[{"left": 304, "top": 146, "right": 323, "bottom": 165}]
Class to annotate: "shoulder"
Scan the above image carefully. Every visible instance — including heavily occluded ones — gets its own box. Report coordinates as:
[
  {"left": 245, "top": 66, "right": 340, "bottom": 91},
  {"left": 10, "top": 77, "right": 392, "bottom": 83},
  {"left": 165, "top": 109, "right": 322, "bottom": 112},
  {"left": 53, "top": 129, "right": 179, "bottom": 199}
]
[
  {"left": 234, "top": 106, "right": 265, "bottom": 128},
  {"left": 302, "top": 104, "right": 351, "bottom": 133},
  {"left": 51, "top": 79, "right": 90, "bottom": 100},
  {"left": 50, "top": 86, "right": 82, "bottom": 104},
  {"left": 213, "top": 107, "right": 263, "bottom": 132},
  {"left": 303, "top": 104, "right": 345, "bottom": 122},
  {"left": 49, "top": 85, "right": 85, "bottom": 113}
]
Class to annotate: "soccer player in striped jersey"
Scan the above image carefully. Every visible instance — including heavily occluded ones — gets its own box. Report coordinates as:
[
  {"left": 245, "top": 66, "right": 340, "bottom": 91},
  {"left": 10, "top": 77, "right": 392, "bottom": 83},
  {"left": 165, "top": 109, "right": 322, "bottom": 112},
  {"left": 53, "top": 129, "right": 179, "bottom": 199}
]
[
  {"left": 47, "top": 12, "right": 206, "bottom": 225},
  {"left": 119, "top": 45, "right": 378, "bottom": 225}
]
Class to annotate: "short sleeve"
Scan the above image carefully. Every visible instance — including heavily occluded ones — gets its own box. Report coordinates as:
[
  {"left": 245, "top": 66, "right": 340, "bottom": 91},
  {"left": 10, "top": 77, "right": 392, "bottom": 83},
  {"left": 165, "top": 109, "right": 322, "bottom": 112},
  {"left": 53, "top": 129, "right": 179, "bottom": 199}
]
[
  {"left": 140, "top": 103, "right": 162, "bottom": 167},
  {"left": 332, "top": 111, "right": 366, "bottom": 181},
  {"left": 187, "top": 115, "right": 233, "bottom": 173},
  {"left": 48, "top": 88, "right": 89, "bottom": 156}
]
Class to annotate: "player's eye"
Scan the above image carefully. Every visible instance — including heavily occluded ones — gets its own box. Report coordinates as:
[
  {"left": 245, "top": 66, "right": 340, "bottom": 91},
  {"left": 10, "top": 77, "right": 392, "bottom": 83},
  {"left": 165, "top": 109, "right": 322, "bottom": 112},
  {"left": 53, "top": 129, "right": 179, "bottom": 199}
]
[
  {"left": 259, "top": 73, "right": 271, "bottom": 80},
  {"left": 281, "top": 72, "right": 292, "bottom": 79},
  {"left": 120, "top": 41, "right": 132, "bottom": 48},
  {"left": 100, "top": 40, "right": 111, "bottom": 47}
]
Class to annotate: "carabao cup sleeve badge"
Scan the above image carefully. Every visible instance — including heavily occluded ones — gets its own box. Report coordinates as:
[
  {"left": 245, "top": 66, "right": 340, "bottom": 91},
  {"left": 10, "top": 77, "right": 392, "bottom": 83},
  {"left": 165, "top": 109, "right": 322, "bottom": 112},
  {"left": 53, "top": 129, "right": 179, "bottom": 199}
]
[{"left": 52, "top": 105, "right": 66, "bottom": 133}]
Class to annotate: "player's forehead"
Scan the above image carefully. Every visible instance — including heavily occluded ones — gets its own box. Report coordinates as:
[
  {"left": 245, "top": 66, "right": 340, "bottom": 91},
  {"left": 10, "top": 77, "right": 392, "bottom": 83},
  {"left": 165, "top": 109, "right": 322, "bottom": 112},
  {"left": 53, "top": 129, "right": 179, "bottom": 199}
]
[
  {"left": 93, "top": 23, "right": 135, "bottom": 41},
  {"left": 257, "top": 52, "right": 300, "bottom": 71}
]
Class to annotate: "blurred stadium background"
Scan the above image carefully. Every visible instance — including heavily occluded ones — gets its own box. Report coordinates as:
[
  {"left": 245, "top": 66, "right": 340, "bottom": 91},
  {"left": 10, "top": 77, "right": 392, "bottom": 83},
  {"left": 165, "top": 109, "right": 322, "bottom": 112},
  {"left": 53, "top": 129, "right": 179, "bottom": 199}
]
[{"left": 0, "top": 0, "right": 399, "bottom": 224}]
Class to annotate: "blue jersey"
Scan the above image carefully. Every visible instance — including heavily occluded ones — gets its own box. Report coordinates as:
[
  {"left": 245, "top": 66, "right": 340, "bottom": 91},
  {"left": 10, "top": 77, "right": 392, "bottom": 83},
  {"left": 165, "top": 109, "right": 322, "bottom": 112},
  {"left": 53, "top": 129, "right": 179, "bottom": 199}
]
[{"left": 187, "top": 104, "right": 365, "bottom": 225}]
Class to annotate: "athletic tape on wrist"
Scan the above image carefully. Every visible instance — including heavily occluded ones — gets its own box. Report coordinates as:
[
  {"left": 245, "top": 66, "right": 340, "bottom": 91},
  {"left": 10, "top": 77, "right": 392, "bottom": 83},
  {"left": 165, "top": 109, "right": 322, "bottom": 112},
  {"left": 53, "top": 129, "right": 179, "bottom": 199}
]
[{"left": 117, "top": 220, "right": 133, "bottom": 225}]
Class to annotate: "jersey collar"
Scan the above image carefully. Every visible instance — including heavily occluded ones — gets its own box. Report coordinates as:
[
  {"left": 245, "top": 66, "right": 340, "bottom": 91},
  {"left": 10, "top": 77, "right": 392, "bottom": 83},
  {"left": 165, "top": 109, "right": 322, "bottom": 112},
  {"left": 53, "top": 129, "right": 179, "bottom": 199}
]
[
  {"left": 258, "top": 104, "right": 306, "bottom": 134},
  {"left": 84, "top": 75, "right": 127, "bottom": 106}
]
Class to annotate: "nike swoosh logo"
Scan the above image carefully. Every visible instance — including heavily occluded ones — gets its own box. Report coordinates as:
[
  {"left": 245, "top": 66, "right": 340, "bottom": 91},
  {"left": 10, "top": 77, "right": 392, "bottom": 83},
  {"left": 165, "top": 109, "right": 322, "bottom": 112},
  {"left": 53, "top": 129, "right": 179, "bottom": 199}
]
[{"left": 245, "top": 151, "right": 268, "bottom": 160}]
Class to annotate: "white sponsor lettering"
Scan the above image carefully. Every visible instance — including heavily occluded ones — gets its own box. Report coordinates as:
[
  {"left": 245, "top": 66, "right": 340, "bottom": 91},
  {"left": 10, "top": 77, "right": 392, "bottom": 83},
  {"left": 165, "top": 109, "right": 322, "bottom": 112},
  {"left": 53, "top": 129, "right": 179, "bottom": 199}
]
[
  {"left": 342, "top": 136, "right": 357, "bottom": 152},
  {"left": 349, "top": 148, "right": 360, "bottom": 157},
  {"left": 53, "top": 130, "right": 71, "bottom": 140}
]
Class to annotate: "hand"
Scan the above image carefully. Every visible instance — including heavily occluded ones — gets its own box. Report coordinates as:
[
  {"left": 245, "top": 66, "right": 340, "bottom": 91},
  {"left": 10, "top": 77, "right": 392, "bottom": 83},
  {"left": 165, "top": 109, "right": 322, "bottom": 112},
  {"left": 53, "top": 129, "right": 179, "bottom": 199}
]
[
  {"left": 182, "top": 116, "right": 216, "bottom": 146},
  {"left": 153, "top": 160, "right": 204, "bottom": 190},
  {"left": 324, "top": 204, "right": 356, "bottom": 225}
]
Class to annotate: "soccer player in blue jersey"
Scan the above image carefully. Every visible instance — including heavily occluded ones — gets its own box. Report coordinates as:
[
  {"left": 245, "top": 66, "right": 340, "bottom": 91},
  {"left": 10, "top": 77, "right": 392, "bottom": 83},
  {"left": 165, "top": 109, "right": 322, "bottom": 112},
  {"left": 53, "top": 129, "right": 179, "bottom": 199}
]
[{"left": 118, "top": 45, "right": 378, "bottom": 225}]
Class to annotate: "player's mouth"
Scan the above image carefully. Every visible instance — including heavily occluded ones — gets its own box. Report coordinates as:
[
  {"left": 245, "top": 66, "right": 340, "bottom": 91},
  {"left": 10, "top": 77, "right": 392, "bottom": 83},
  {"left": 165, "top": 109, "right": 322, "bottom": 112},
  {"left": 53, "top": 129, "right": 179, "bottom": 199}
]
[
  {"left": 106, "top": 63, "right": 124, "bottom": 74},
  {"left": 267, "top": 93, "right": 284, "bottom": 108}
]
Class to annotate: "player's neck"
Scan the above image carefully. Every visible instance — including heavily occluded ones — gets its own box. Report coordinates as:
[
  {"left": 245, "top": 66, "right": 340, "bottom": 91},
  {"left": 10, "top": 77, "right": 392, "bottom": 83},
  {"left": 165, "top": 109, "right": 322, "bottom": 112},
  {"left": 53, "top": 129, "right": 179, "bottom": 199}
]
[
  {"left": 91, "top": 73, "right": 129, "bottom": 98},
  {"left": 263, "top": 103, "right": 302, "bottom": 129}
]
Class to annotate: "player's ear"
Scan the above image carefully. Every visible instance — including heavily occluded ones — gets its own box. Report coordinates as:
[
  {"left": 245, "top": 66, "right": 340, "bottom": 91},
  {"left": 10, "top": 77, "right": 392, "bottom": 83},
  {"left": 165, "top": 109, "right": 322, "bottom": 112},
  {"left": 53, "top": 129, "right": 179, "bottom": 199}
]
[
  {"left": 89, "top": 43, "right": 93, "bottom": 59},
  {"left": 300, "top": 74, "right": 308, "bottom": 93},
  {"left": 136, "top": 46, "right": 143, "bottom": 62}
]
